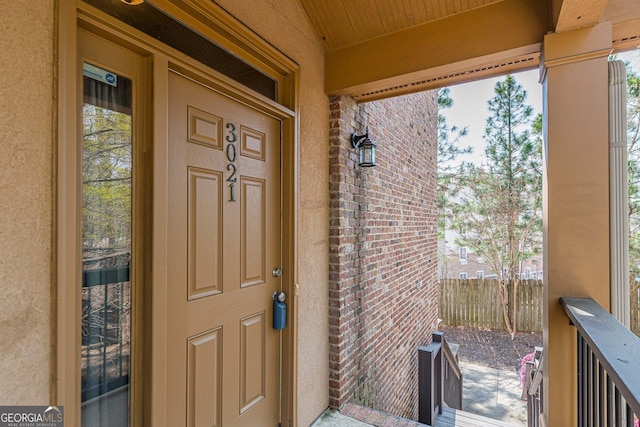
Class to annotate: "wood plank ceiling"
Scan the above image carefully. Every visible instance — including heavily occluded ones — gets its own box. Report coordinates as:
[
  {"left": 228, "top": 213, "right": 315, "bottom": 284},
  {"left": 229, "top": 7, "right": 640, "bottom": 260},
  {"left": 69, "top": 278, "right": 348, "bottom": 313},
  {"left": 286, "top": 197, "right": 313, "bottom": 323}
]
[
  {"left": 297, "top": 0, "right": 506, "bottom": 52},
  {"left": 297, "top": 0, "right": 640, "bottom": 101}
]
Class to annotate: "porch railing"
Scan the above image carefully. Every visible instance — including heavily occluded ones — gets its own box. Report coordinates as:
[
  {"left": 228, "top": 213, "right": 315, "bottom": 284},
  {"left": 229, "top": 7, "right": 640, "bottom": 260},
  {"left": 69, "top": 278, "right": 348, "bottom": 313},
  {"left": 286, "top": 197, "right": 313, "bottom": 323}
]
[
  {"left": 82, "top": 261, "right": 131, "bottom": 402},
  {"left": 561, "top": 297, "right": 640, "bottom": 427},
  {"left": 418, "top": 331, "right": 463, "bottom": 425}
]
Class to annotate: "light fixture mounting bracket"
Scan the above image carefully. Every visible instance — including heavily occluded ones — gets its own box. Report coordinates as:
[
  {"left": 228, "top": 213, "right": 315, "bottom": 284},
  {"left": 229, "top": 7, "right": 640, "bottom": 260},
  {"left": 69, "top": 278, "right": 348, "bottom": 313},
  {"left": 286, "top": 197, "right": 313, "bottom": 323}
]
[{"left": 351, "top": 132, "right": 369, "bottom": 149}]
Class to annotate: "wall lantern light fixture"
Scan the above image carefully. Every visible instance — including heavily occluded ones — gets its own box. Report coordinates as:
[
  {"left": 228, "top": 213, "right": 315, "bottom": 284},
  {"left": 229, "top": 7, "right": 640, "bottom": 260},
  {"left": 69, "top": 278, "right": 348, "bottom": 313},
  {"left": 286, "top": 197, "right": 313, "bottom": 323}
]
[{"left": 351, "top": 132, "right": 377, "bottom": 167}]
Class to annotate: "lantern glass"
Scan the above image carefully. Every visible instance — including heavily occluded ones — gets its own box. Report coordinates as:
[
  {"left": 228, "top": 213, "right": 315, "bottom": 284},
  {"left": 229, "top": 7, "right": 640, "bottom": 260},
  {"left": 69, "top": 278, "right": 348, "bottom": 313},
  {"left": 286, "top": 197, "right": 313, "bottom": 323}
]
[{"left": 358, "top": 139, "right": 377, "bottom": 167}]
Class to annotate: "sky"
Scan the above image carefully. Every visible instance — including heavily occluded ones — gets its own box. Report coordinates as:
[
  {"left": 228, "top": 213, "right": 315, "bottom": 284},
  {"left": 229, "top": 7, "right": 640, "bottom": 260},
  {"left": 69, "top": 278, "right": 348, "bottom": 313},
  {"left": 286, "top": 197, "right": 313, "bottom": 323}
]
[
  {"left": 441, "top": 69, "right": 541, "bottom": 166},
  {"left": 441, "top": 50, "right": 640, "bottom": 167}
]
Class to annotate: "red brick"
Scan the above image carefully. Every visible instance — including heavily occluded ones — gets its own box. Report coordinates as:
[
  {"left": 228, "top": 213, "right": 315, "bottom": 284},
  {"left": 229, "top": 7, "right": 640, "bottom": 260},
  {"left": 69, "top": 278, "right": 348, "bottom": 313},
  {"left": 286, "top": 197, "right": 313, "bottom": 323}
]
[{"left": 328, "top": 93, "right": 439, "bottom": 421}]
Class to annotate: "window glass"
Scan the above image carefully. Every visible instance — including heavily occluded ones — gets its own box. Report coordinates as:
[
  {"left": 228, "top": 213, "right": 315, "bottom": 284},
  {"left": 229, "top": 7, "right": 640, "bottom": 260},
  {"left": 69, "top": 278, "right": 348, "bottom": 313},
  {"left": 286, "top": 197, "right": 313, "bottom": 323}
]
[
  {"left": 83, "top": 0, "right": 278, "bottom": 100},
  {"left": 81, "top": 63, "right": 132, "bottom": 427}
]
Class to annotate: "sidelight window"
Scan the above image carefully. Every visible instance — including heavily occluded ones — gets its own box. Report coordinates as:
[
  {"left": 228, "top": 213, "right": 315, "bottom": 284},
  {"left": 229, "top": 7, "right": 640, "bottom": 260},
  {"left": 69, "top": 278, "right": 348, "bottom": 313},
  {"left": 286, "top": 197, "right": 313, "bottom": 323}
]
[{"left": 81, "top": 62, "right": 133, "bottom": 427}]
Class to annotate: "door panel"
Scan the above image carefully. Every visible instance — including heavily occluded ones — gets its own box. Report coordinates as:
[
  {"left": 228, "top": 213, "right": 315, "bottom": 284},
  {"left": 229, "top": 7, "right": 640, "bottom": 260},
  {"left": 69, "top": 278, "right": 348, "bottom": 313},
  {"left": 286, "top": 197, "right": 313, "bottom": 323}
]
[
  {"left": 187, "top": 328, "right": 223, "bottom": 427},
  {"left": 239, "top": 311, "right": 267, "bottom": 414},
  {"left": 188, "top": 167, "right": 223, "bottom": 299},
  {"left": 166, "top": 70, "right": 281, "bottom": 427},
  {"left": 188, "top": 107, "right": 224, "bottom": 150},
  {"left": 241, "top": 177, "right": 266, "bottom": 287}
]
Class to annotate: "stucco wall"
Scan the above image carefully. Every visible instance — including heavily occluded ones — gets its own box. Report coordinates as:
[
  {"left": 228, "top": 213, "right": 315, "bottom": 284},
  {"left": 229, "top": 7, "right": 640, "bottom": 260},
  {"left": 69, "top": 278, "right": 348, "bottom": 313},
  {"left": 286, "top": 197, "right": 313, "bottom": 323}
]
[
  {"left": 213, "top": 1, "right": 329, "bottom": 425},
  {"left": 0, "top": 1, "right": 54, "bottom": 404}
]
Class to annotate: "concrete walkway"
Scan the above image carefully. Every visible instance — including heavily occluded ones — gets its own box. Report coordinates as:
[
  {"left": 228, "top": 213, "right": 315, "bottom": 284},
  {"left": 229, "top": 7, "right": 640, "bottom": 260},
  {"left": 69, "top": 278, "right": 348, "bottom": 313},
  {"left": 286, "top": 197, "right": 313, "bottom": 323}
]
[
  {"left": 310, "top": 361, "right": 526, "bottom": 427},
  {"left": 460, "top": 361, "right": 526, "bottom": 426}
]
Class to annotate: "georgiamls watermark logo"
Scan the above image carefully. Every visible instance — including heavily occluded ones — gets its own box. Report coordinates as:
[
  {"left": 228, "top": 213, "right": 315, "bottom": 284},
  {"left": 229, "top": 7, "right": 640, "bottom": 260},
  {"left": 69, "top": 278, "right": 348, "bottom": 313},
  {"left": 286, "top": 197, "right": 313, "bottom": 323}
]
[{"left": 0, "top": 406, "right": 64, "bottom": 427}]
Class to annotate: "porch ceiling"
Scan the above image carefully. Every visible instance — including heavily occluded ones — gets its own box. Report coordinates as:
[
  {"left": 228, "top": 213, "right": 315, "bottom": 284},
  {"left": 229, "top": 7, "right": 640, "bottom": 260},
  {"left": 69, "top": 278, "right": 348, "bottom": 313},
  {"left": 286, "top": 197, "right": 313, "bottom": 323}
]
[
  {"left": 297, "top": 0, "right": 640, "bottom": 101},
  {"left": 297, "top": 0, "right": 508, "bottom": 52}
]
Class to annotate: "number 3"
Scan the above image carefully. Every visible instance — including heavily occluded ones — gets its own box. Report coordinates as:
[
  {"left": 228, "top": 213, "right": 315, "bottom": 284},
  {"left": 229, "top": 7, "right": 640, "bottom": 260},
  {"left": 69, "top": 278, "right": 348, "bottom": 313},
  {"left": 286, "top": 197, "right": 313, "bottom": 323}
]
[{"left": 226, "top": 122, "right": 237, "bottom": 143}]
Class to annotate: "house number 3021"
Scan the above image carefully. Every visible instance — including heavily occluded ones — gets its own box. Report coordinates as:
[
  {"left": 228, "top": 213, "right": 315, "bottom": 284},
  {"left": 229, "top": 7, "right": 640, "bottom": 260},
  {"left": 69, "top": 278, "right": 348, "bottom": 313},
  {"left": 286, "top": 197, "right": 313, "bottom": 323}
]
[{"left": 226, "top": 122, "right": 238, "bottom": 202}]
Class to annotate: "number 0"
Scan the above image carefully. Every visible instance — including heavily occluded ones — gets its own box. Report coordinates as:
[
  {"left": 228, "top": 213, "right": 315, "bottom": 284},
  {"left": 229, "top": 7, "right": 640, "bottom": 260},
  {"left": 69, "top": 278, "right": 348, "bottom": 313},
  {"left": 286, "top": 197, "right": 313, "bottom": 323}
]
[{"left": 226, "top": 144, "right": 237, "bottom": 162}]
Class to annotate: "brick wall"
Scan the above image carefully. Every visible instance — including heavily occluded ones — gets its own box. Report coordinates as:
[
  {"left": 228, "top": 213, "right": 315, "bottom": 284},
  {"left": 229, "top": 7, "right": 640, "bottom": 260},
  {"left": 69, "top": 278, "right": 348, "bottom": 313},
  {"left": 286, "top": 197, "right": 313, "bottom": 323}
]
[{"left": 328, "top": 92, "right": 439, "bottom": 420}]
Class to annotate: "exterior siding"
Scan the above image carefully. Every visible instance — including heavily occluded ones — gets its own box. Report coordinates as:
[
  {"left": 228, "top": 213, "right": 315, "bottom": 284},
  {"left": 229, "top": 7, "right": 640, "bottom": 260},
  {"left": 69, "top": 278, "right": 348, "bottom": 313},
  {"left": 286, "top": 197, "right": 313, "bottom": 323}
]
[{"left": 328, "top": 93, "right": 439, "bottom": 420}]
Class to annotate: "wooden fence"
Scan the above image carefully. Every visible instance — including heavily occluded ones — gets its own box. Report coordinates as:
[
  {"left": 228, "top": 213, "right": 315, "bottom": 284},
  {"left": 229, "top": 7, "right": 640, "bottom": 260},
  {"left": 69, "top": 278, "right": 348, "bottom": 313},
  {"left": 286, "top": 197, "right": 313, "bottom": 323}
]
[
  {"left": 440, "top": 279, "right": 640, "bottom": 335},
  {"left": 439, "top": 279, "right": 543, "bottom": 332}
]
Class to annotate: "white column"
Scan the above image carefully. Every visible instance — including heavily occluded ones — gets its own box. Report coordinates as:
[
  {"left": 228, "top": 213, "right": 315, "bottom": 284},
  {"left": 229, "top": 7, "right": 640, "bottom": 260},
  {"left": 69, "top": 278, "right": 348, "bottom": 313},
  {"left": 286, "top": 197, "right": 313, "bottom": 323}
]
[{"left": 609, "top": 60, "right": 630, "bottom": 327}]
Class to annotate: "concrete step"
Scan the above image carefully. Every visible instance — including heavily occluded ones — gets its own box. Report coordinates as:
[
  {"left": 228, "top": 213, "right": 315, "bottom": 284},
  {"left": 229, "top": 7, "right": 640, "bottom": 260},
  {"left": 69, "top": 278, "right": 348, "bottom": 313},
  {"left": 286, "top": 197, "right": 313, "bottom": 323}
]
[
  {"left": 310, "top": 408, "right": 373, "bottom": 427},
  {"left": 323, "top": 403, "right": 427, "bottom": 427},
  {"left": 311, "top": 404, "right": 521, "bottom": 427}
]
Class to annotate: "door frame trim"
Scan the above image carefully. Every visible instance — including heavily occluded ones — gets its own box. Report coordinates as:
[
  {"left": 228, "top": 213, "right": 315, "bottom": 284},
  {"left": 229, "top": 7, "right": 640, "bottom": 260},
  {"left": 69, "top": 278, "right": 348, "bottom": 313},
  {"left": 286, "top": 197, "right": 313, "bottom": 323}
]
[{"left": 55, "top": 2, "right": 300, "bottom": 426}]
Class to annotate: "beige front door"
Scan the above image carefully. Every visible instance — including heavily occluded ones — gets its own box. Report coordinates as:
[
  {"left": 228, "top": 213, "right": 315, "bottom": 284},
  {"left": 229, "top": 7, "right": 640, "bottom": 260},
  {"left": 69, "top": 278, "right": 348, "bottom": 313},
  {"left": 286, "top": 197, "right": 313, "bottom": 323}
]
[{"left": 165, "top": 70, "right": 282, "bottom": 426}]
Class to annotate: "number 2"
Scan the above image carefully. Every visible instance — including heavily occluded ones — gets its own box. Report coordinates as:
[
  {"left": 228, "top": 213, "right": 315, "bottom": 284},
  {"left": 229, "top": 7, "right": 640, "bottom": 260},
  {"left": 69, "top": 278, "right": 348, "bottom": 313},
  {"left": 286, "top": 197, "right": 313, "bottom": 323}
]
[{"left": 227, "top": 163, "right": 237, "bottom": 182}]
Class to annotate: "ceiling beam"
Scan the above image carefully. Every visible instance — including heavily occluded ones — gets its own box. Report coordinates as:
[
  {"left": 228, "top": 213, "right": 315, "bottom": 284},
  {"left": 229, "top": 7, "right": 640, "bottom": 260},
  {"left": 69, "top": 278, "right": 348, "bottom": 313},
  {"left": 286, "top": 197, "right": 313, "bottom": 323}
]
[
  {"left": 613, "top": 18, "right": 640, "bottom": 52},
  {"left": 552, "top": 0, "right": 609, "bottom": 32},
  {"left": 325, "top": 0, "right": 550, "bottom": 97}
]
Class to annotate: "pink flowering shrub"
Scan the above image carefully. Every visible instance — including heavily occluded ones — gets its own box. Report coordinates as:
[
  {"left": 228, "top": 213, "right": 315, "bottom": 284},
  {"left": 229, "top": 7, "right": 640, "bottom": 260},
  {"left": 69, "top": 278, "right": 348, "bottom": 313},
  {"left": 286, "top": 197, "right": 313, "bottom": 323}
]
[
  {"left": 520, "top": 351, "right": 536, "bottom": 387},
  {"left": 635, "top": 416, "right": 639, "bottom": 427}
]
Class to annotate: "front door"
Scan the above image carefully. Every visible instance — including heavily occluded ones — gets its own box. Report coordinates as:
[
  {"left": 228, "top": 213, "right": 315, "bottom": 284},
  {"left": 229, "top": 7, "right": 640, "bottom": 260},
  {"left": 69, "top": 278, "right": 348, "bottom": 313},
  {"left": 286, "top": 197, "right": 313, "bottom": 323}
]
[{"left": 165, "top": 71, "right": 282, "bottom": 426}]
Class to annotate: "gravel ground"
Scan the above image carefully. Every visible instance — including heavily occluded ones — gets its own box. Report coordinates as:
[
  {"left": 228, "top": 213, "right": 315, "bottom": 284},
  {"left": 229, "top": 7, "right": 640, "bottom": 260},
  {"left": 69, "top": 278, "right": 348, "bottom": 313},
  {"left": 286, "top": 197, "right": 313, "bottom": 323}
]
[{"left": 438, "top": 324, "right": 542, "bottom": 372}]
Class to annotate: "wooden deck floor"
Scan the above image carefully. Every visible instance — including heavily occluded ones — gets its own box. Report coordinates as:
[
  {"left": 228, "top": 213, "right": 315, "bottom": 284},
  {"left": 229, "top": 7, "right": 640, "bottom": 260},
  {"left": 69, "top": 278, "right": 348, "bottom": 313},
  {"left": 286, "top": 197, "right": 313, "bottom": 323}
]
[{"left": 434, "top": 407, "right": 520, "bottom": 427}]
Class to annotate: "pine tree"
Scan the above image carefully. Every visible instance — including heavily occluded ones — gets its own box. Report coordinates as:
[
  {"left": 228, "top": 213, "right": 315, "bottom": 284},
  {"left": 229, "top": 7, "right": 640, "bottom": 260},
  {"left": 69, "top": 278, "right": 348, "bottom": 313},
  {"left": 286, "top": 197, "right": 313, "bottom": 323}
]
[
  {"left": 437, "top": 87, "right": 470, "bottom": 279},
  {"left": 452, "top": 75, "right": 542, "bottom": 338}
]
